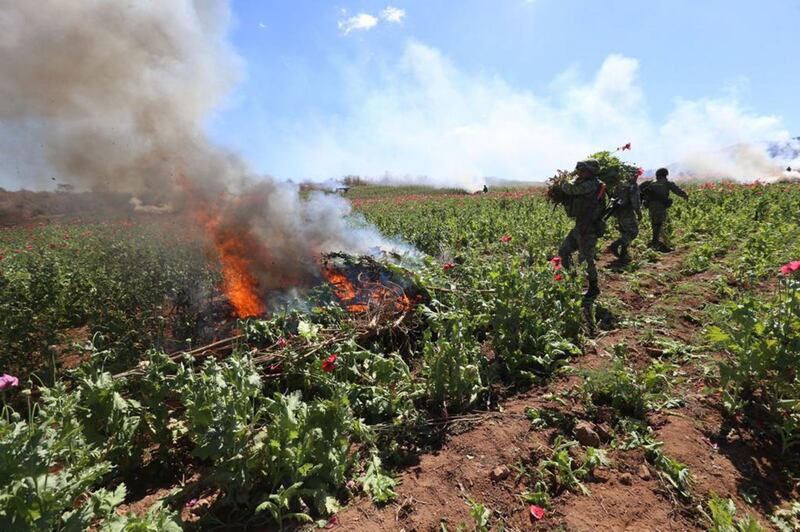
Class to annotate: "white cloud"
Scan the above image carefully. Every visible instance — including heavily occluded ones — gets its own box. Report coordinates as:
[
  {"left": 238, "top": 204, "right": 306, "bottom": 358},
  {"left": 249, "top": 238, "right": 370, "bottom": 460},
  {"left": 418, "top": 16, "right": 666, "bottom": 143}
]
[
  {"left": 338, "top": 13, "right": 378, "bottom": 35},
  {"left": 270, "top": 42, "right": 791, "bottom": 188},
  {"left": 381, "top": 6, "right": 406, "bottom": 23}
]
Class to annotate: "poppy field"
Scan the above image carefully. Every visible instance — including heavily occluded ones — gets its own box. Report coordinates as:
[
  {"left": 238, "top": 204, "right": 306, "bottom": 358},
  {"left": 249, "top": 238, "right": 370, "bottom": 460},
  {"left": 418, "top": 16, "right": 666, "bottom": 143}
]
[{"left": 2, "top": 181, "right": 800, "bottom": 530}]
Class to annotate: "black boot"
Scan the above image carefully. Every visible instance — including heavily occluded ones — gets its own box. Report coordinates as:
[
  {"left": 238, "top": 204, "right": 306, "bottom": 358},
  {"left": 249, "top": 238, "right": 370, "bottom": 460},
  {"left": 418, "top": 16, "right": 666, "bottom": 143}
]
[
  {"left": 619, "top": 244, "right": 630, "bottom": 261},
  {"left": 583, "top": 280, "right": 600, "bottom": 300},
  {"left": 606, "top": 240, "right": 621, "bottom": 258}
]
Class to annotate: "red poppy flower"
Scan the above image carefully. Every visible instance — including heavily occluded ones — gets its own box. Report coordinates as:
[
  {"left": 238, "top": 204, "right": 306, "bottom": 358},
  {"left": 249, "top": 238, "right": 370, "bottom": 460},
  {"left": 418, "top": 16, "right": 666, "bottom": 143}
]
[
  {"left": 780, "top": 260, "right": 800, "bottom": 276},
  {"left": 530, "top": 504, "right": 545, "bottom": 520},
  {"left": 500, "top": 234, "right": 512, "bottom": 243},
  {"left": 322, "top": 354, "right": 337, "bottom": 373},
  {"left": 442, "top": 262, "right": 455, "bottom": 271},
  {"left": 277, "top": 337, "right": 288, "bottom": 348},
  {"left": 621, "top": 142, "right": 632, "bottom": 151},
  {"left": 554, "top": 273, "right": 563, "bottom": 282},
  {"left": 636, "top": 167, "right": 644, "bottom": 177},
  {"left": 550, "top": 256, "right": 562, "bottom": 269}
]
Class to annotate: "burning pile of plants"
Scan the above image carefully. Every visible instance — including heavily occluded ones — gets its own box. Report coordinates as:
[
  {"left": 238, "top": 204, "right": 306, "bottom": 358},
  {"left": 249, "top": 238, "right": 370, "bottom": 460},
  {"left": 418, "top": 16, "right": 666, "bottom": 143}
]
[{"left": 322, "top": 252, "right": 427, "bottom": 317}]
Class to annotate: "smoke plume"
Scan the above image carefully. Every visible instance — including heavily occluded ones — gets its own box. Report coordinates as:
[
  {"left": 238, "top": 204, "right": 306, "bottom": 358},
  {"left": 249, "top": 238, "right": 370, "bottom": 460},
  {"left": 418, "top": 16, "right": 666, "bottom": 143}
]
[
  {"left": 677, "top": 143, "right": 788, "bottom": 181},
  {"left": 0, "top": 0, "right": 397, "bottom": 315}
]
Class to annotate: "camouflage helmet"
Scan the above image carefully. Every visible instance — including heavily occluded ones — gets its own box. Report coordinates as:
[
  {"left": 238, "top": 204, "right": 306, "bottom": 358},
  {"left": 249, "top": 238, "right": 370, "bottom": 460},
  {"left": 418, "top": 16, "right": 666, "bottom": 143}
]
[
  {"left": 656, "top": 167, "right": 669, "bottom": 178},
  {"left": 575, "top": 159, "right": 600, "bottom": 175}
]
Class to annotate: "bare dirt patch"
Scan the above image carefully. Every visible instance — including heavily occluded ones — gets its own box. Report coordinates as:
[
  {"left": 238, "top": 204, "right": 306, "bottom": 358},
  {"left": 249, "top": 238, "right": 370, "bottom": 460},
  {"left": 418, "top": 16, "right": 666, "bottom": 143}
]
[{"left": 337, "top": 246, "right": 795, "bottom": 531}]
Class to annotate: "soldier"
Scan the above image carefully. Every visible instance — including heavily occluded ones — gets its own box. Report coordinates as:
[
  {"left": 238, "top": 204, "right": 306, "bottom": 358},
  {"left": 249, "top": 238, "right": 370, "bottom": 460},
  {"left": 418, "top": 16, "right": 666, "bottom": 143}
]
[
  {"left": 640, "top": 167, "right": 688, "bottom": 251},
  {"left": 607, "top": 170, "right": 642, "bottom": 261},
  {"left": 558, "top": 159, "right": 606, "bottom": 299}
]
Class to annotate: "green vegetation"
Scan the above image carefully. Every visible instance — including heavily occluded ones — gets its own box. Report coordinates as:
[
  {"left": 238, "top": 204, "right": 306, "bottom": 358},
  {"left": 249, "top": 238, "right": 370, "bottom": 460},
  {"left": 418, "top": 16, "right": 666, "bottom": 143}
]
[
  {"left": 1, "top": 181, "right": 799, "bottom": 528},
  {"left": 701, "top": 493, "right": 764, "bottom": 532}
]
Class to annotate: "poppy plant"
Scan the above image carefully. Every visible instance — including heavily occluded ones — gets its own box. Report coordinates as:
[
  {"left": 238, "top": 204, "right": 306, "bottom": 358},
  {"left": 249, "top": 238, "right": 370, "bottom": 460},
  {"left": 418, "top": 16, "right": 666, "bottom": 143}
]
[
  {"left": 554, "top": 273, "right": 563, "bottom": 282},
  {"left": 530, "top": 504, "right": 545, "bottom": 520},
  {"left": 322, "top": 354, "right": 337, "bottom": 373},
  {"left": 500, "top": 234, "right": 512, "bottom": 243},
  {"left": 621, "top": 142, "right": 632, "bottom": 151},
  {"left": 550, "top": 256, "right": 562, "bottom": 270},
  {"left": 442, "top": 262, "right": 455, "bottom": 271},
  {"left": 0, "top": 374, "right": 19, "bottom": 390},
  {"left": 780, "top": 260, "right": 800, "bottom": 276}
]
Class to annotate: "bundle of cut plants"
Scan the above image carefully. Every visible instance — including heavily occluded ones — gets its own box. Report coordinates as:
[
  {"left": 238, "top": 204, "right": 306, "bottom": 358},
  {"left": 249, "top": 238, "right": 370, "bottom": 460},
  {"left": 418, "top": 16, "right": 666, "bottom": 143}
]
[{"left": 546, "top": 151, "right": 643, "bottom": 206}]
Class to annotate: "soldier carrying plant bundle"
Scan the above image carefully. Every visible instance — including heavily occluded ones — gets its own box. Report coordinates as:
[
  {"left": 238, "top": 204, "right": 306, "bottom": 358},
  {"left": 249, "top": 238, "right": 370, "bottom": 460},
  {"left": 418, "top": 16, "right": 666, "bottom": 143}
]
[
  {"left": 606, "top": 168, "right": 643, "bottom": 262},
  {"left": 640, "top": 167, "right": 688, "bottom": 252},
  {"left": 550, "top": 159, "right": 606, "bottom": 300}
]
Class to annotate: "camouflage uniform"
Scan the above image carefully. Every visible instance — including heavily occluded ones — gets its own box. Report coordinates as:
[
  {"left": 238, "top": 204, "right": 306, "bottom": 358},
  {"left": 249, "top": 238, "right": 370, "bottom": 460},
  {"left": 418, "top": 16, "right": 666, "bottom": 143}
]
[
  {"left": 641, "top": 168, "right": 688, "bottom": 249},
  {"left": 558, "top": 160, "right": 605, "bottom": 298},
  {"left": 608, "top": 180, "right": 641, "bottom": 260}
]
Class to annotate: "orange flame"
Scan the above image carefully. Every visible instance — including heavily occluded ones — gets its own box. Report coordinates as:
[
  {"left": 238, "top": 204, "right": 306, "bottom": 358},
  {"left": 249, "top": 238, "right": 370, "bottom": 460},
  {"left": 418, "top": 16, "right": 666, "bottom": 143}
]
[
  {"left": 322, "top": 265, "right": 413, "bottom": 313},
  {"left": 177, "top": 171, "right": 265, "bottom": 318},
  {"left": 211, "top": 224, "right": 265, "bottom": 318}
]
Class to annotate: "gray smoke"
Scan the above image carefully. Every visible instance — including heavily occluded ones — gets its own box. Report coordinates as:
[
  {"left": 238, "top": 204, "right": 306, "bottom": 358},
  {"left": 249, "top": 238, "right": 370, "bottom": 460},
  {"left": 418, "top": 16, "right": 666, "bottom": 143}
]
[
  {"left": 0, "top": 1, "right": 241, "bottom": 197},
  {"left": 0, "top": 0, "right": 401, "bottom": 299}
]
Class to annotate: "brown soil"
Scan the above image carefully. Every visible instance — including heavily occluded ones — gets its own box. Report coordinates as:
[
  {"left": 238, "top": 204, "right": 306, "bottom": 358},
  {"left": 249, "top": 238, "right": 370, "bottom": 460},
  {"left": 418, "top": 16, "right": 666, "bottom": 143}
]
[{"left": 335, "top": 247, "right": 796, "bottom": 531}]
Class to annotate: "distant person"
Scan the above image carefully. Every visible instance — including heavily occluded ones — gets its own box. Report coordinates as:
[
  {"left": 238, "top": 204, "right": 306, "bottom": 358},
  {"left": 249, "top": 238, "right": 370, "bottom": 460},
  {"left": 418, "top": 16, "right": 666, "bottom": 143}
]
[
  {"left": 483, "top": 184, "right": 488, "bottom": 193},
  {"left": 557, "top": 159, "right": 605, "bottom": 299},
  {"left": 607, "top": 170, "right": 642, "bottom": 262},
  {"left": 640, "top": 168, "right": 688, "bottom": 252}
]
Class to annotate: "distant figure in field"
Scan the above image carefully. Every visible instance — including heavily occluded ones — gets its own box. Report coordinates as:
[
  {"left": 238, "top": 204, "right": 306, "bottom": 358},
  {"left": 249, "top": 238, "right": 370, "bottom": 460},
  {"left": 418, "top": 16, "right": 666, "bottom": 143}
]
[
  {"left": 483, "top": 184, "right": 488, "bottom": 193},
  {"left": 640, "top": 168, "right": 688, "bottom": 252},
  {"left": 607, "top": 170, "right": 642, "bottom": 262},
  {"left": 557, "top": 159, "right": 605, "bottom": 299}
]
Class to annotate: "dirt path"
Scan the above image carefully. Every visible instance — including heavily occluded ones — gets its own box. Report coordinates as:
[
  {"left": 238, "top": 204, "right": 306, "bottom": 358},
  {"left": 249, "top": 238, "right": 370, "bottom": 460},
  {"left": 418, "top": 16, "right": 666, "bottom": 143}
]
[{"left": 336, "top": 249, "right": 795, "bottom": 531}]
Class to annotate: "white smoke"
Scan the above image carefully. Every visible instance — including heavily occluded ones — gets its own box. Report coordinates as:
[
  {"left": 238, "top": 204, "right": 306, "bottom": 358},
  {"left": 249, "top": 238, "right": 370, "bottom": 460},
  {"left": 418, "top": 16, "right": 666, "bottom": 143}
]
[
  {"left": 129, "top": 197, "right": 173, "bottom": 214},
  {"left": 677, "top": 144, "right": 786, "bottom": 181}
]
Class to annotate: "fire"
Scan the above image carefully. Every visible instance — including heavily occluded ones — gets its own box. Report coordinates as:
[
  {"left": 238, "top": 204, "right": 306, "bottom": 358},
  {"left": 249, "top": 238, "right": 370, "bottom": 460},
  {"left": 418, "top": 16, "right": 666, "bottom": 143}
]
[
  {"left": 212, "top": 225, "right": 265, "bottom": 318},
  {"left": 177, "top": 172, "right": 265, "bottom": 318},
  {"left": 324, "top": 267, "right": 358, "bottom": 303},
  {"left": 322, "top": 264, "right": 413, "bottom": 314}
]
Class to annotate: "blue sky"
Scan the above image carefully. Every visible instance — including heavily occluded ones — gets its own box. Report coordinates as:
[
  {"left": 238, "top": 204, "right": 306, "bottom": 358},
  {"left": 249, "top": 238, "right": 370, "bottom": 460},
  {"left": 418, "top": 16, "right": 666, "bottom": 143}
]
[
  {"left": 1, "top": 1, "right": 796, "bottom": 190},
  {"left": 202, "top": 0, "right": 798, "bottom": 185}
]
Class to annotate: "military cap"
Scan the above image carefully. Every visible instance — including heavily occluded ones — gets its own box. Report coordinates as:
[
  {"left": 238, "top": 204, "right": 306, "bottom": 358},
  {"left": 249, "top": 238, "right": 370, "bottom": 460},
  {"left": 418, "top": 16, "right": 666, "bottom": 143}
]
[
  {"left": 656, "top": 167, "right": 669, "bottom": 178},
  {"left": 575, "top": 159, "right": 600, "bottom": 174}
]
